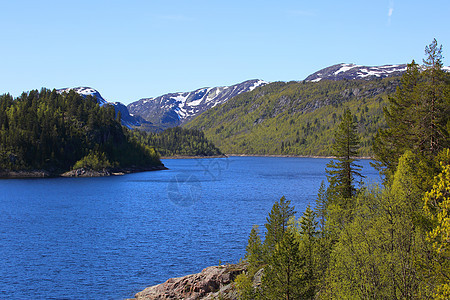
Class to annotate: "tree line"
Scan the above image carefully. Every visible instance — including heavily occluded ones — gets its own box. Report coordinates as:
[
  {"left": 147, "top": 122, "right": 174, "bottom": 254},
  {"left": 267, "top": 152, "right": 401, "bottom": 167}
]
[
  {"left": 0, "top": 88, "right": 162, "bottom": 173},
  {"left": 131, "top": 126, "right": 223, "bottom": 157},
  {"left": 235, "top": 39, "right": 450, "bottom": 299},
  {"left": 186, "top": 69, "right": 399, "bottom": 157}
]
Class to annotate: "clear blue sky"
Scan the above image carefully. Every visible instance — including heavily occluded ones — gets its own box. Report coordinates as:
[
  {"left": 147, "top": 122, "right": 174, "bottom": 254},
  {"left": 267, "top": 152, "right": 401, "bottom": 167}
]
[{"left": 1, "top": 0, "right": 449, "bottom": 105}]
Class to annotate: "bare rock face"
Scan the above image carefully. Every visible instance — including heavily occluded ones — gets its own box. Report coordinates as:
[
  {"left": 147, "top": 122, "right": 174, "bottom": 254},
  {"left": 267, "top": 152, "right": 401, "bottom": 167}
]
[
  {"left": 60, "top": 168, "right": 111, "bottom": 177},
  {"left": 134, "top": 264, "right": 246, "bottom": 300}
]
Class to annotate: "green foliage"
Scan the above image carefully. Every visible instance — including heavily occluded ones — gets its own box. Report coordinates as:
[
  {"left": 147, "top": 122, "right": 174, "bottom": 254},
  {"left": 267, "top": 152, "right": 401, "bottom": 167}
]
[
  {"left": 73, "top": 150, "right": 112, "bottom": 170},
  {"left": 131, "top": 126, "right": 223, "bottom": 157},
  {"left": 187, "top": 77, "right": 399, "bottom": 156},
  {"left": 0, "top": 88, "right": 162, "bottom": 172},
  {"left": 314, "top": 180, "right": 328, "bottom": 234},
  {"left": 261, "top": 228, "right": 306, "bottom": 300},
  {"left": 326, "top": 108, "right": 364, "bottom": 200},
  {"left": 374, "top": 39, "right": 450, "bottom": 179},
  {"left": 245, "top": 225, "right": 264, "bottom": 276},
  {"left": 234, "top": 273, "right": 256, "bottom": 300},
  {"left": 423, "top": 152, "right": 450, "bottom": 299},
  {"left": 264, "top": 196, "right": 296, "bottom": 256}
]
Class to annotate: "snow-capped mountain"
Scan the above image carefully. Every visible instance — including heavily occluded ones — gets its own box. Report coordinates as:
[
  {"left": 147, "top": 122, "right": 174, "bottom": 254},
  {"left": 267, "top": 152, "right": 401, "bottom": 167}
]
[
  {"left": 57, "top": 87, "right": 109, "bottom": 106},
  {"left": 305, "top": 63, "right": 409, "bottom": 82},
  {"left": 127, "top": 79, "right": 268, "bottom": 128},
  {"left": 56, "top": 87, "right": 143, "bottom": 129}
]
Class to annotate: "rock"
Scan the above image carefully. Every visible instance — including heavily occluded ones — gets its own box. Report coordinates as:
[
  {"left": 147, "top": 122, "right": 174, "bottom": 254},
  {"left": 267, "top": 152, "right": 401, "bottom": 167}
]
[
  {"left": 134, "top": 263, "right": 247, "bottom": 300},
  {"left": 60, "top": 168, "right": 111, "bottom": 177}
]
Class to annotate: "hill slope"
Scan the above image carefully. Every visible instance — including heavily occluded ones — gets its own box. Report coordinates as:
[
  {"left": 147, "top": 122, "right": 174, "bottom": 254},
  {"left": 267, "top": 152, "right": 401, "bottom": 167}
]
[
  {"left": 127, "top": 79, "right": 267, "bottom": 130},
  {"left": 185, "top": 77, "right": 401, "bottom": 157},
  {"left": 0, "top": 88, "right": 163, "bottom": 175}
]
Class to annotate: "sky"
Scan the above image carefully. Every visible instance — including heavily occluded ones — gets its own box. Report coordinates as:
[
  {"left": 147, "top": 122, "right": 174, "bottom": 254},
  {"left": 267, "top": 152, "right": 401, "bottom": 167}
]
[{"left": 1, "top": 0, "right": 449, "bottom": 105}]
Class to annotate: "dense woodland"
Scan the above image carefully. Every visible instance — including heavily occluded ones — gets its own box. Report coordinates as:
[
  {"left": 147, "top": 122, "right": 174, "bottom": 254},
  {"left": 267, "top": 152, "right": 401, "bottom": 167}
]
[
  {"left": 132, "top": 127, "right": 223, "bottom": 157},
  {"left": 0, "top": 89, "right": 162, "bottom": 173},
  {"left": 234, "top": 39, "right": 450, "bottom": 299},
  {"left": 186, "top": 73, "right": 399, "bottom": 157}
]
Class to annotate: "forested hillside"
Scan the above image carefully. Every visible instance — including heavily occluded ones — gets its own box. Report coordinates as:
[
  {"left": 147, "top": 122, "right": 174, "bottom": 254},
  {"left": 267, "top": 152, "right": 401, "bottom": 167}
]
[
  {"left": 234, "top": 39, "right": 450, "bottom": 300},
  {"left": 0, "top": 88, "right": 163, "bottom": 174},
  {"left": 132, "top": 127, "right": 223, "bottom": 157},
  {"left": 186, "top": 77, "right": 400, "bottom": 157}
]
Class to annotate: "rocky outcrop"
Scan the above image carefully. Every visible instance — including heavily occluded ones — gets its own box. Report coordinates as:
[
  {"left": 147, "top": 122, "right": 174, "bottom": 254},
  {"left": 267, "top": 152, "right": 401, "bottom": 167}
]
[
  {"left": 133, "top": 263, "right": 247, "bottom": 300},
  {"left": 61, "top": 168, "right": 112, "bottom": 177},
  {"left": 61, "top": 165, "right": 167, "bottom": 177}
]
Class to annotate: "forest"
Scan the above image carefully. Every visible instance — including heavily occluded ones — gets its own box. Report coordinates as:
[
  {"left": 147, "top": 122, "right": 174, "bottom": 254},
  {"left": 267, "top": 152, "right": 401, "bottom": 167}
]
[
  {"left": 186, "top": 70, "right": 400, "bottom": 157},
  {"left": 0, "top": 88, "right": 224, "bottom": 175},
  {"left": 131, "top": 127, "right": 223, "bottom": 157},
  {"left": 0, "top": 88, "right": 164, "bottom": 174},
  {"left": 234, "top": 39, "right": 450, "bottom": 299}
]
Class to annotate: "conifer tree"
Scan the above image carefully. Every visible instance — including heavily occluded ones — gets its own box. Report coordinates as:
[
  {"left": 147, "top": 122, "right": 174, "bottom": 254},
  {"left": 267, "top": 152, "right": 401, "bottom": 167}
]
[
  {"left": 245, "top": 225, "right": 264, "bottom": 276},
  {"left": 264, "top": 196, "right": 296, "bottom": 256},
  {"left": 326, "top": 108, "right": 363, "bottom": 201},
  {"left": 262, "top": 228, "right": 305, "bottom": 300},
  {"left": 374, "top": 39, "right": 450, "bottom": 179}
]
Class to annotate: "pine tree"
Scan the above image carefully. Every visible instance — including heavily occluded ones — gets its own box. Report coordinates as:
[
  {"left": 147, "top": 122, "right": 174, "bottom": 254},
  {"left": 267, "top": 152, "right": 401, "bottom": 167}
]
[
  {"left": 298, "top": 206, "right": 318, "bottom": 299},
  {"left": 245, "top": 225, "right": 264, "bottom": 276},
  {"left": 264, "top": 196, "right": 296, "bottom": 256},
  {"left": 326, "top": 108, "right": 363, "bottom": 201},
  {"left": 314, "top": 180, "right": 328, "bottom": 235},
  {"left": 373, "top": 39, "right": 450, "bottom": 179},
  {"left": 262, "top": 228, "right": 305, "bottom": 300}
]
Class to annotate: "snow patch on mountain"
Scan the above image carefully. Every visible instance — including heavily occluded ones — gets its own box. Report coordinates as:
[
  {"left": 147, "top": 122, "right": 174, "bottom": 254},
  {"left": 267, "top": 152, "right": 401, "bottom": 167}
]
[
  {"left": 56, "top": 86, "right": 141, "bottom": 128},
  {"left": 127, "top": 79, "right": 269, "bottom": 128},
  {"left": 305, "top": 63, "right": 408, "bottom": 82},
  {"left": 57, "top": 87, "right": 108, "bottom": 106}
]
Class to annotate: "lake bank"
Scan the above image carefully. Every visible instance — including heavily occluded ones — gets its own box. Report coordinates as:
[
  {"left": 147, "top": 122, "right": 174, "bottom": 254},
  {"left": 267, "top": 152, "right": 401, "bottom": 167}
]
[{"left": 0, "top": 165, "right": 168, "bottom": 179}]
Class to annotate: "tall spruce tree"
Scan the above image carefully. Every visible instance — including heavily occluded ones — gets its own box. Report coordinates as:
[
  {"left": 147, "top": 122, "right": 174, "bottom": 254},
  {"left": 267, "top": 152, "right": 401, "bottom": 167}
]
[
  {"left": 326, "top": 108, "right": 363, "bottom": 201},
  {"left": 264, "top": 196, "right": 296, "bottom": 256},
  {"left": 245, "top": 225, "right": 264, "bottom": 276},
  {"left": 374, "top": 39, "right": 450, "bottom": 179},
  {"left": 262, "top": 228, "right": 305, "bottom": 300}
]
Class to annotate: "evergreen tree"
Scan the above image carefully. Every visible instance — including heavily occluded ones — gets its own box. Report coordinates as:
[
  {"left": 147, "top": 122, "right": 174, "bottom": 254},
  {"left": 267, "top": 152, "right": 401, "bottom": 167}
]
[
  {"left": 262, "top": 228, "right": 305, "bottom": 300},
  {"left": 314, "top": 180, "right": 328, "bottom": 235},
  {"left": 326, "top": 108, "right": 363, "bottom": 201},
  {"left": 374, "top": 39, "right": 450, "bottom": 179},
  {"left": 245, "top": 225, "right": 264, "bottom": 276},
  {"left": 298, "top": 206, "right": 318, "bottom": 299},
  {"left": 264, "top": 196, "right": 296, "bottom": 256}
]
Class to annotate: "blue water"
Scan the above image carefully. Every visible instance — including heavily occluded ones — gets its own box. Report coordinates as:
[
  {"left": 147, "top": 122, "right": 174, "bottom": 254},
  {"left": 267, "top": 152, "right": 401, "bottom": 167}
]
[{"left": 0, "top": 156, "right": 381, "bottom": 299}]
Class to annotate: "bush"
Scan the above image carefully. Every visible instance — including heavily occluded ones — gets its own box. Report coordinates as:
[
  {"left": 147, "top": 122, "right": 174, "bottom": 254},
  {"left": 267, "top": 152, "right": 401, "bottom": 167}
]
[{"left": 72, "top": 151, "right": 112, "bottom": 170}]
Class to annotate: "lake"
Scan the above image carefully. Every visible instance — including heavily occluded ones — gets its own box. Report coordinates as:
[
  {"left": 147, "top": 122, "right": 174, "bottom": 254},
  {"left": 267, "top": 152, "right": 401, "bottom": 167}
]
[{"left": 0, "top": 156, "right": 381, "bottom": 299}]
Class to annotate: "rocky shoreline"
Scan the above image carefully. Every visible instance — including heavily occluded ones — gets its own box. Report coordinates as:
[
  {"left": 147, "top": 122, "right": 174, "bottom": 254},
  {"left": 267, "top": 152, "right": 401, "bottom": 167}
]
[
  {"left": 131, "top": 263, "right": 248, "bottom": 300},
  {"left": 0, "top": 165, "right": 168, "bottom": 179}
]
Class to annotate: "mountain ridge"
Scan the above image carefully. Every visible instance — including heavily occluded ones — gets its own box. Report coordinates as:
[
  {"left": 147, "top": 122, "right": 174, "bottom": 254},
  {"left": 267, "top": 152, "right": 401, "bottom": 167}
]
[{"left": 127, "top": 79, "right": 268, "bottom": 130}]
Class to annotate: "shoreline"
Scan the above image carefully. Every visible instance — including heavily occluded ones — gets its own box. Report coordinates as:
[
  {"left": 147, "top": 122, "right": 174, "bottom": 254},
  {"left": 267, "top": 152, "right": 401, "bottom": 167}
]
[
  {"left": 227, "top": 154, "right": 373, "bottom": 160},
  {"left": 162, "top": 154, "right": 374, "bottom": 160},
  {"left": 161, "top": 154, "right": 228, "bottom": 159},
  {"left": 0, "top": 165, "right": 168, "bottom": 179}
]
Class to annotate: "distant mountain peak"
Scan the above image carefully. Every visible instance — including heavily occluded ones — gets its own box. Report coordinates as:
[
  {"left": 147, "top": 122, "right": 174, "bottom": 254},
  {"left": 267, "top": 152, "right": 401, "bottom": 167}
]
[
  {"left": 57, "top": 87, "right": 108, "bottom": 106},
  {"left": 305, "top": 63, "right": 408, "bottom": 82},
  {"left": 56, "top": 86, "right": 142, "bottom": 129},
  {"left": 127, "top": 79, "right": 268, "bottom": 130}
]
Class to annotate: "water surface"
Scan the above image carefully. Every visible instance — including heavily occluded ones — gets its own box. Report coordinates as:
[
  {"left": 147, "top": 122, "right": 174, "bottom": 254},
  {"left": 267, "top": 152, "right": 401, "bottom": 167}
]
[{"left": 0, "top": 156, "right": 380, "bottom": 299}]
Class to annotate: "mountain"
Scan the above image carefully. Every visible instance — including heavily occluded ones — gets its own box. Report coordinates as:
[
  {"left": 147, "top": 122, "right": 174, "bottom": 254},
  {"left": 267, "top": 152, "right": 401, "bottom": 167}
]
[
  {"left": 57, "top": 87, "right": 146, "bottom": 129},
  {"left": 185, "top": 77, "right": 402, "bottom": 157},
  {"left": 57, "top": 87, "right": 109, "bottom": 106},
  {"left": 304, "top": 63, "right": 408, "bottom": 82},
  {"left": 0, "top": 88, "right": 164, "bottom": 176},
  {"left": 127, "top": 79, "right": 268, "bottom": 130}
]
